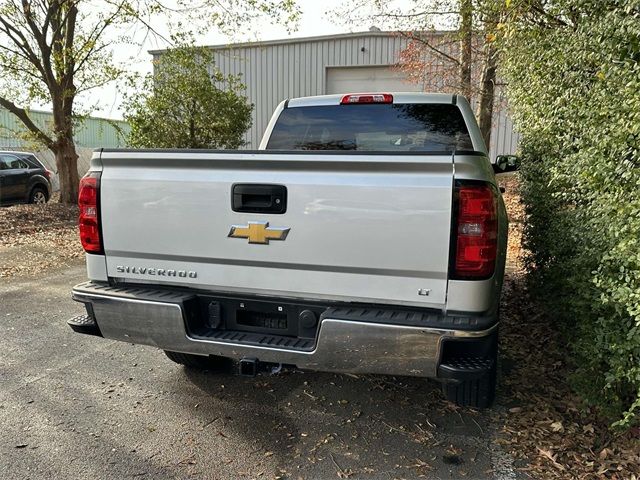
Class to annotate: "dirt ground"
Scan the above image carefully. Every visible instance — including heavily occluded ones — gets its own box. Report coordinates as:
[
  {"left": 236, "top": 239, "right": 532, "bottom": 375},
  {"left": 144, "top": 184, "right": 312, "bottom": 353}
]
[{"left": 0, "top": 193, "right": 83, "bottom": 278}]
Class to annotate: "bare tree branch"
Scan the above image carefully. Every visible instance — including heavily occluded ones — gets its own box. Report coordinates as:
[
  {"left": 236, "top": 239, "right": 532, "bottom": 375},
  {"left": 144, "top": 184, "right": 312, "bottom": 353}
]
[
  {"left": 0, "top": 95, "right": 55, "bottom": 148},
  {"left": 531, "top": 3, "right": 569, "bottom": 28},
  {"left": 0, "top": 59, "right": 43, "bottom": 81},
  {"left": 399, "top": 31, "right": 460, "bottom": 65},
  {"left": 72, "top": 0, "right": 128, "bottom": 75},
  {"left": 21, "top": 0, "right": 56, "bottom": 85},
  {"left": 0, "top": 13, "right": 48, "bottom": 78},
  {"left": 373, "top": 11, "right": 458, "bottom": 18}
]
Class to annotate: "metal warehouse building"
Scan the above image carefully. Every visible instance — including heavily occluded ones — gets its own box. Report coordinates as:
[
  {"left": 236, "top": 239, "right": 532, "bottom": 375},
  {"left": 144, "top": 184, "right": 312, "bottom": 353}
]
[
  {"left": 0, "top": 108, "right": 130, "bottom": 189},
  {"left": 151, "top": 30, "right": 518, "bottom": 157},
  {"left": 0, "top": 108, "right": 129, "bottom": 151}
]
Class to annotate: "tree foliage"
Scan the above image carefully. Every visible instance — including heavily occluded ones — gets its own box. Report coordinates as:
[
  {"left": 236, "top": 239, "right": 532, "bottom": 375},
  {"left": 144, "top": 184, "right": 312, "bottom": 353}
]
[
  {"left": 0, "top": 0, "right": 298, "bottom": 203},
  {"left": 124, "top": 44, "right": 252, "bottom": 149},
  {"left": 500, "top": 0, "right": 640, "bottom": 429},
  {"left": 0, "top": 0, "right": 127, "bottom": 202}
]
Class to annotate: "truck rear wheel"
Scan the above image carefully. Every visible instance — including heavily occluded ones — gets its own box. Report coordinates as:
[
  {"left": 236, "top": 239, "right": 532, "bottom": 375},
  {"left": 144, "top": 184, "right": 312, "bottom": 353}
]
[
  {"left": 441, "top": 362, "right": 497, "bottom": 408},
  {"left": 164, "top": 350, "right": 231, "bottom": 372},
  {"left": 438, "top": 326, "right": 499, "bottom": 409}
]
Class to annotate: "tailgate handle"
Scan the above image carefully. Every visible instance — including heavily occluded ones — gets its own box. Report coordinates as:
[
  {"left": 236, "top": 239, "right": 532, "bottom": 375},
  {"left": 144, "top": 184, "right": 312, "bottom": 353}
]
[{"left": 232, "top": 184, "right": 287, "bottom": 214}]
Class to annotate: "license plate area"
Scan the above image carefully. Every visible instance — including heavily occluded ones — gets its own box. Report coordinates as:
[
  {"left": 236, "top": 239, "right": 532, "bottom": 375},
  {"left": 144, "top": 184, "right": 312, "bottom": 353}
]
[
  {"left": 236, "top": 309, "right": 288, "bottom": 332},
  {"left": 185, "top": 294, "right": 325, "bottom": 342}
]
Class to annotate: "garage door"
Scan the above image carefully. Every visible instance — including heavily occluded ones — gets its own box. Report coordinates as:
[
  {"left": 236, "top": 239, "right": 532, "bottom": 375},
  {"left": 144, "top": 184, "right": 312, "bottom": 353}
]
[{"left": 326, "top": 66, "right": 423, "bottom": 94}]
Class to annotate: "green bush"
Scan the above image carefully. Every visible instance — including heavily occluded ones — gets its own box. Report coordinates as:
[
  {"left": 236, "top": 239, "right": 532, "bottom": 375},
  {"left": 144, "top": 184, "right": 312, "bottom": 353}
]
[
  {"left": 123, "top": 42, "right": 253, "bottom": 149},
  {"left": 501, "top": 0, "right": 640, "bottom": 428}
]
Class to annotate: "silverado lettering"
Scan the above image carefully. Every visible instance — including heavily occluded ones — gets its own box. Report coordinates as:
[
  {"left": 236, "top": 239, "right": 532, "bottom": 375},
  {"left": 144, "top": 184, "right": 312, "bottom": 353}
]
[{"left": 115, "top": 266, "right": 197, "bottom": 278}]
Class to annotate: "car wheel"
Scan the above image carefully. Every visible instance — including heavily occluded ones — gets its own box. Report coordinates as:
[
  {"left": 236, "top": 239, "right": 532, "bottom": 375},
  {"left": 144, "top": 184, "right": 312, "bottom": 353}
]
[
  {"left": 164, "top": 350, "right": 233, "bottom": 372},
  {"left": 29, "top": 187, "right": 49, "bottom": 205}
]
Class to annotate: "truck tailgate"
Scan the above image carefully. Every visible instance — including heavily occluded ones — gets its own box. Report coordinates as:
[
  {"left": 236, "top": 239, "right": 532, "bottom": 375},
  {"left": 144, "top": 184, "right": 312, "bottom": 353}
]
[{"left": 99, "top": 151, "right": 453, "bottom": 308}]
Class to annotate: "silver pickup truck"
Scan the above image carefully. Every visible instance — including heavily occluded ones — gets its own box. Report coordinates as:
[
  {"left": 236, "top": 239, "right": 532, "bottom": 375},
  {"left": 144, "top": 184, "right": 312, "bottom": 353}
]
[{"left": 69, "top": 92, "right": 512, "bottom": 408}]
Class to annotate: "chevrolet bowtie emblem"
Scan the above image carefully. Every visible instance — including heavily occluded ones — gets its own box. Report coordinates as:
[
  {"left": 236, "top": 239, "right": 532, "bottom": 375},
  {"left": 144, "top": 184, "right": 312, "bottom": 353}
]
[{"left": 228, "top": 221, "right": 290, "bottom": 244}]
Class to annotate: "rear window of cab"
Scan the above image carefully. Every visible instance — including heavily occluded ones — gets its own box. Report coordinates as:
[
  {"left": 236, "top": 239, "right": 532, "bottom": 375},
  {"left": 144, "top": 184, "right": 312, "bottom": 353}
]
[{"left": 266, "top": 103, "right": 474, "bottom": 152}]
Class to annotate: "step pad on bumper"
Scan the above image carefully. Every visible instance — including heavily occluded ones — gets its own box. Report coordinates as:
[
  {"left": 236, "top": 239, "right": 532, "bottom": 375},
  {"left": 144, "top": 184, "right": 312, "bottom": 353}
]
[
  {"left": 192, "top": 329, "right": 314, "bottom": 351},
  {"left": 322, "top": 306, "right": 493, "bottom": 329},
  {"left": 67, "top": 314, "right": 101, "bottom": 336},
  {"left": 438, "top": 357, "right": 495, "bottom": 380},
  {"left": 72, "top": 281, "right": 195, "bottom": 303}
]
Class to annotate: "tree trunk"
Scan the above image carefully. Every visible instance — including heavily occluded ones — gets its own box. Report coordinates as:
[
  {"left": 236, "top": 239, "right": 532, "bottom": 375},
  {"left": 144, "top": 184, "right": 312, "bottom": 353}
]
[
  {"left": 477, "top": 42, "right": 497, "bottom": 154},
  {"left": 54, "top": 137, "right": 79, "bottom": 204},
  {"left": 459, "top": 0, "right": 473, "bottom": 100}
]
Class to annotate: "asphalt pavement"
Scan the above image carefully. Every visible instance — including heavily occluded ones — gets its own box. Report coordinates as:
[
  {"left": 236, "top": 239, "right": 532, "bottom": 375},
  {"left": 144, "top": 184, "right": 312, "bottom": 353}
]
[{"left": 0, "top": 262, "right": 521, "bottom": 479}]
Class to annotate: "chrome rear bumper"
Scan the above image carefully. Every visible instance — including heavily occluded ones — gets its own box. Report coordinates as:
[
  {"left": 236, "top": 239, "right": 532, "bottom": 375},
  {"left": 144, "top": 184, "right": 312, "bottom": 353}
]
[{"left": 71, "top": 282, "right": 497, "bottom": 378}]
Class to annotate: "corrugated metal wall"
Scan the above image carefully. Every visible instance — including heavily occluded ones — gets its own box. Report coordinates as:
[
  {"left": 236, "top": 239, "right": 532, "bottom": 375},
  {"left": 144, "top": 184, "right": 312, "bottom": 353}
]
[
  {"left": 489, "top": 84, "right": 520, "bottom": 158},
  {"left": 0, "top": 108, "right": 130, "bottom": 149},
  {"left": 152, "top": 31, "right": 519, "bottom": 156}
]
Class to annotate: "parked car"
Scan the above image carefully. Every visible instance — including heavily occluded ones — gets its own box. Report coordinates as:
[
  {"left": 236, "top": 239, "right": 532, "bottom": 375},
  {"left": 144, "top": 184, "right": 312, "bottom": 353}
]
[
  {"left": 68, "top": 93, "right": 518, "bottom": 408},
  {"left": 0, "top": 151, "right": 53, "bottom": 205}
]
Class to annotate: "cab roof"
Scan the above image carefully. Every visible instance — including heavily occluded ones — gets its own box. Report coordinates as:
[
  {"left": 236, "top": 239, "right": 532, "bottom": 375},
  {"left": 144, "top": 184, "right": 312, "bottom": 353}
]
[{"left": 287, "top": 92, "right": 457, "bottom": 108}]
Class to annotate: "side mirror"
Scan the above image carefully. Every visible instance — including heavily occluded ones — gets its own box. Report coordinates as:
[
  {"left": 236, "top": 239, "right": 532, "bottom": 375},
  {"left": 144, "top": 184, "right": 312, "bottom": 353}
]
[{"left": 493, "top": 155, "right": 520, "bottom": 174}]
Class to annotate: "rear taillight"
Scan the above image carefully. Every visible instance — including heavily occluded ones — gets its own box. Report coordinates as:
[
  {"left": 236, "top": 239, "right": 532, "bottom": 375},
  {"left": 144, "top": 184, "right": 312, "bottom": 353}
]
[
  {"left": 44, "top": 169, "right": 53, "bottom": 180},
  {"left": 340, "top": 93, "right": 393, "bottom": 104},
  {"left": 451, "top": 183, "right": 498, "bottom": 279},
  {"left": 78, "top": 172, "right": 103, "bottom": 254}
]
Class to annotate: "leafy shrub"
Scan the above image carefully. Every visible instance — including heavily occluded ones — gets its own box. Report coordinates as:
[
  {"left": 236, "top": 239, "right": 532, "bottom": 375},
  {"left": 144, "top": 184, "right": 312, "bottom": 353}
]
[
  {"left": 500, "top": 0, "right": 640, "bottom": 428},
  {"left": 124, "top": 42, "right": 253, "bottom": 149}
]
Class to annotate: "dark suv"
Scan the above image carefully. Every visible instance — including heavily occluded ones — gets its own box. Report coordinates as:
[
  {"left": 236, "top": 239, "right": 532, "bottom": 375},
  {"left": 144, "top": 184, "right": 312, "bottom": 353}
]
[{"left": 0, "top": 151, "right": 53, "bottom": 206}]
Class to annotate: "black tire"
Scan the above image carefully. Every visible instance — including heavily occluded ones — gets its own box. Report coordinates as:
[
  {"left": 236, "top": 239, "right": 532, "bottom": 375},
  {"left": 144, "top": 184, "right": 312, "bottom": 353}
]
[
  {"left": 441, "top": 366, "right": 497, "bottom": 408},
  {"left": 29, "top": 186, "right": 49, "bottom": 204},
  {"left": 441, "top": 337, "right": 498, "bottom": 408},
  {"left": 164, "top": 350, "right": 231, "bottom": 371}
]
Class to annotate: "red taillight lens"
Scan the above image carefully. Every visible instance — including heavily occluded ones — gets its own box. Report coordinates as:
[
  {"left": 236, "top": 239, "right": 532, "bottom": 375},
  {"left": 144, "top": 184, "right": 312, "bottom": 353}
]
[
  {"left": 78, "top": 172, "right": 103, "bottom": 254},
  {"left": 451, "top": 183, "right": 498, "bottom": 279},
  {"left": 340, "top": 93, "right": 393, "bottom": 104},
  {"left": 44, "top": 169, "right": 52, "bottom": 180}
]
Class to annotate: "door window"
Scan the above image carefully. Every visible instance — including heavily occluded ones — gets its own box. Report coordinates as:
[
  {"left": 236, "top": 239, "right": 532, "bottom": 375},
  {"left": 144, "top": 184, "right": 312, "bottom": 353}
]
[{"left": 0, "top": 155, "right": 28, "bottom": 170}]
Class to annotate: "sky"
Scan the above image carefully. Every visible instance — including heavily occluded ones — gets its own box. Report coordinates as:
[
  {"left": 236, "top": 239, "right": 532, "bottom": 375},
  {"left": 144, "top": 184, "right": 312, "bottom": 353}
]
[{"left": 89, "top": 0, "right": 364, "bottom": 120}]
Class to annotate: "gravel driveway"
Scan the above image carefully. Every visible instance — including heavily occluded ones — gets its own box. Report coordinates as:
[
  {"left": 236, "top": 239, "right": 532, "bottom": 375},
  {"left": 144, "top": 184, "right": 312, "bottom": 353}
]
[{"left": 0, "top": 261, "right": 521, "bottom": 480}]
